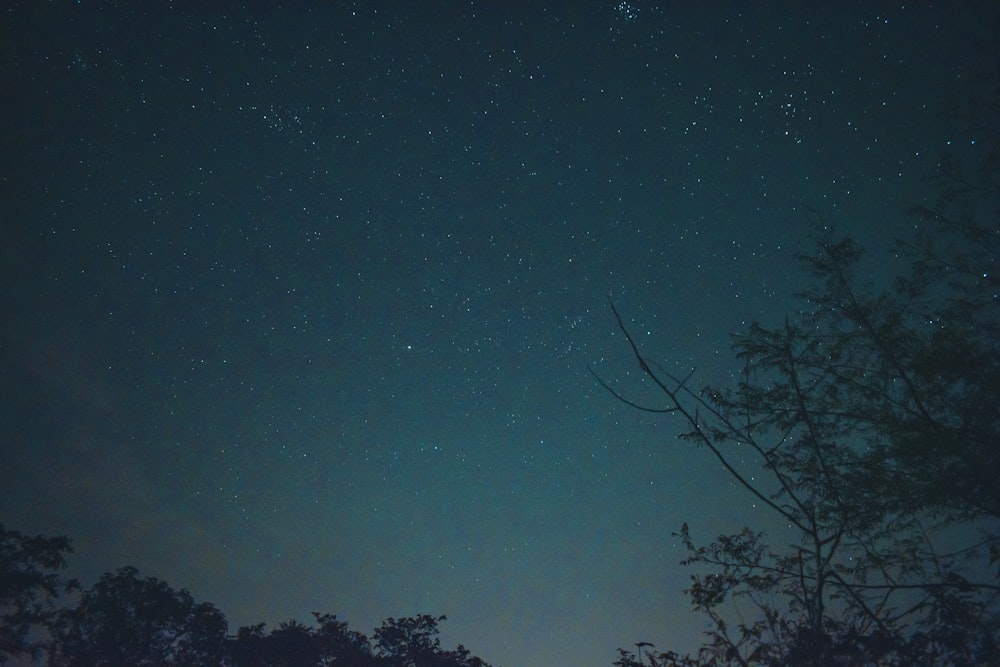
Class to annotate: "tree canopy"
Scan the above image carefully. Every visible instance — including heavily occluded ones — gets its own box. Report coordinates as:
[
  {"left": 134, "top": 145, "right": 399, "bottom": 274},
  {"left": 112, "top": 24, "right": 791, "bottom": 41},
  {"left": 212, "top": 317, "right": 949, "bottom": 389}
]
[
  {"left": 601, "top": 96, "right": 999, "bottom": 666},
  {"left": 0, "top": 524, "right": 491, "bottom": 667},
  {"left": 0, "top": 524, "right": 77, "bottom": 664}
]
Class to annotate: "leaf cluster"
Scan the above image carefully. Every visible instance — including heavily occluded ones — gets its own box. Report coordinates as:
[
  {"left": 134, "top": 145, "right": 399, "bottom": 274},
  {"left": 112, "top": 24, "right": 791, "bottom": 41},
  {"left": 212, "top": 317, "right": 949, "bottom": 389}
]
[{"left": 0, "top": 524, "right": 77, "bottom": 664}]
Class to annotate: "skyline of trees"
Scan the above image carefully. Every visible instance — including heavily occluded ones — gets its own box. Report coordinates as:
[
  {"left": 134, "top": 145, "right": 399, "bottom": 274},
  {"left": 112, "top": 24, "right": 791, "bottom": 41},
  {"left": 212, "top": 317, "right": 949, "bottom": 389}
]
[{"left": 0, "top": 525, "right": 491, "bottom": 666}]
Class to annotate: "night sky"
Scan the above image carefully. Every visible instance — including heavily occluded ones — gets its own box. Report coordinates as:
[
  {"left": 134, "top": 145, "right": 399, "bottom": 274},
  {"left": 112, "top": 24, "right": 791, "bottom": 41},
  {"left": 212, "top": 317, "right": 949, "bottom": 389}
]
[{"left": 1, "top": 2, "right": 993, "bottom": 665}]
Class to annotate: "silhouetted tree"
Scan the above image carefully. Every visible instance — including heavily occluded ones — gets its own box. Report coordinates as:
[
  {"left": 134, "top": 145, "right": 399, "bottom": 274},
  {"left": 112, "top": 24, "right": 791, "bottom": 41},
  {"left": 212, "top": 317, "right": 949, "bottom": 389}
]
[
  {"left": 312, "top": 612, "right": 380, "bottom": 666},
  {"left": 232, "top": 619, "right": 322, "bottom": 667},
  {"left": 229, "top": 612, "right": 377, "bottom": 667},
  {"left": 50, "top": 566, "right": 228, "bottom": 666},
  {"left": 228, "top": 612, "right": 491, "bottom": 667},
  {"left": 2, "top": 530, "right": 491, "bottom": 666},
  {"left": 599, "top": 96, "right": 1000, "bottom": 666},
  {"left": 374, "top": 615, "right": 445, "bottom": 666},
  {"left": 28, "top": 556, "right": 492, "bottom": 667},
  {"left": 0, "top": 524, "right": 76, "bottom": 664},
  {"left": 373, "top": 615, "right": 489, "bottom": 667}
]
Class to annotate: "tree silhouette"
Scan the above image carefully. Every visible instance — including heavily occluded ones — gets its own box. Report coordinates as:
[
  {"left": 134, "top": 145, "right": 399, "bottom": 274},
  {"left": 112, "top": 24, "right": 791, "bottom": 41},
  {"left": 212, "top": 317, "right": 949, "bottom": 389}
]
[
  {"left": 0, "top": 524, "right": 77, "bottom": 664},
  {"left": 374, "top": 614, "right": 446, "bottom": 666},
  {"left": 598, "top": 100, "right": 999, "bottom": 666},
  {"left": 229, "top": 612, "right": 378, "bottom": 667},
  {"left": 311, "top": 612, "right": 380, "bottom": 666},
  {"left": 50, "top": 566, "right": 229, "bottom": 666},
  {"left": 0, "top": 547, "right": 493, "bottom": 667},
  {"left": 232, "top": 619, "right": 323, "bottom": 667},
  {"left": 372, "top": 614, "right": 489, "bottom": 667}
]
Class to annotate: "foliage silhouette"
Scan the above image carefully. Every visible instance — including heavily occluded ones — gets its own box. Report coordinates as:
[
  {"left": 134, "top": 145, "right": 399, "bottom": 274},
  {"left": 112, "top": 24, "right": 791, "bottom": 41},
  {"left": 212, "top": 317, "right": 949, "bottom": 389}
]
[
  {"left": 599, "top": 95, "right": 1000, "bottom": 666},
  {"left": 50, "top": 566, "right": 229, "bottom": 666},
  {"left": 231, "top": 612, "right": 379, "bottom": 666},
  {"left": 0, "top": 524, "right": 77, "bottom": 664},
  {"left": 0, "top": 525, "right": 491, "bottom": 667}
]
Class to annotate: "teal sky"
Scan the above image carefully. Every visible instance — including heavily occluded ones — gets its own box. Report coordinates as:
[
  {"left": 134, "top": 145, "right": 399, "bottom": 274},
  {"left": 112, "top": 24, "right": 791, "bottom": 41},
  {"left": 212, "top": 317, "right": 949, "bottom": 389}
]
[{"left": 1, "top": 2, "right": 993, "bottom": 665}]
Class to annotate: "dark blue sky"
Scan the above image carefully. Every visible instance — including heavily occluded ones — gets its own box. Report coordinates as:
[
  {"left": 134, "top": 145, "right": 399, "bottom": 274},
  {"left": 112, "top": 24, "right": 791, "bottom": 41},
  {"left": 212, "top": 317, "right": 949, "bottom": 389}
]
[{"left": 1, "top": 2, "right": 993, "bottom": 665}]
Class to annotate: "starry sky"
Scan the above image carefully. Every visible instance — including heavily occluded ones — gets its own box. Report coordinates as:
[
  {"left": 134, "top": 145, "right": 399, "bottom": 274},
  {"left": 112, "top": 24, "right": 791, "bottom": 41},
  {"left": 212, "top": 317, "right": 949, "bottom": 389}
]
[{"left": 1, "top": 2, "right": 994, "bottom": 666}]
